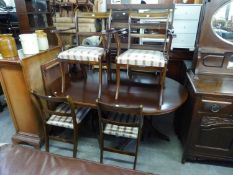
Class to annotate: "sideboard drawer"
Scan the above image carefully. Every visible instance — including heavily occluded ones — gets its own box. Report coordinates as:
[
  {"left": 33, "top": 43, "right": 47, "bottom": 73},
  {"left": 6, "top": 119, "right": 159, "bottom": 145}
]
[{"left": 200, "top": 98, "right": 233, "bottom": 115}]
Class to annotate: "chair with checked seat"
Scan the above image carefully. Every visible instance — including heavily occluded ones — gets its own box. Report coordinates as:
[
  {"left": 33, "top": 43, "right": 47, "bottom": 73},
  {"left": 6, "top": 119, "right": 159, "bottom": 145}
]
[
  {"left": 31, "top": 90, "right": 90, "bottom": 158},
  {"left": 114, "top": 9, "right": 173, "bottom": 107},
  {"left": 57, "top": 11, "right": 112, "bottom": 98},
  {"left": 96, "top": 99, "right": 144, "bottom": 169}
]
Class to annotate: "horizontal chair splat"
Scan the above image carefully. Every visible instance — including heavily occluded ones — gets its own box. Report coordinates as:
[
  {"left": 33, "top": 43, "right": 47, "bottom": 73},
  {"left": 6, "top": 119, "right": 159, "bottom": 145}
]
[
  {"left": 130, "top": 34, "right": 166, "bottom": 39},
  {"left": 76, "top": 12, "right": 111, "bottom": 18},
  {"left": 130, "top": 13, "right": 170, "bottom": 19},
  {"left": 108, "top": 4, "right": 174, "bottom": 10},
  {"left": 130, "top": 23, "right": 167, "bottom": 30}
]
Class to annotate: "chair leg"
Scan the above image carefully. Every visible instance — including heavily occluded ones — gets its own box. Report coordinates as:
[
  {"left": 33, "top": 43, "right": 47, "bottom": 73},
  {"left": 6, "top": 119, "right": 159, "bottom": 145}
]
[
  {"left": 60, "top": 62, "right": 66, "bottom": 93},
  {"left": 99, "top": 134, "right": 104, "bottom": 163},
  {"left": 80, "top": 64, "right": 87, "bottom": 80},
  {"left": 98, "top": 61, "right": 103, "bottom": 99},
  {"left": 107, "top": 54, "right": 112, "bottom": 82},
  {"left": 133, "top": 133, "right": 141, "bottom": 170},
  {"left": 44, "top": 125, "right": 49, "bottom": 152},
  {"left": 115, "top": 64, "right": 121, "bottom": 100},
  {"left": 73, "top": 127, "right": 78, "bottom": 158},
  {"left": 159, "top": 67, "right": 166, "bottom": 107}
]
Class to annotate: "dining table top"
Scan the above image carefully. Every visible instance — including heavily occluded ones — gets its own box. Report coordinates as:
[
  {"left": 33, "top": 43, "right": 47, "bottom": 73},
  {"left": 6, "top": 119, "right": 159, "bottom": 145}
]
[{"left": 56, "top": 71, "right": 188, "bottom": 116}]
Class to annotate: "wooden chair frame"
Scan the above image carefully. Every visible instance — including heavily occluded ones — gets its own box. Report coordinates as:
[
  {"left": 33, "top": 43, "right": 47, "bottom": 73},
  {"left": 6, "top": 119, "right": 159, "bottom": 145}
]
[
  {"left": 96, "top": 99, "right": 143, "bottom": 170},
  {"left": 56, "top": 11, "right": 112, "bottom": 99},
  {"left": 31, "top": 90, "right": 79, "bottom": 158},
  {"left": 114, "top": 10, "right": 172, "bottom": 107}
]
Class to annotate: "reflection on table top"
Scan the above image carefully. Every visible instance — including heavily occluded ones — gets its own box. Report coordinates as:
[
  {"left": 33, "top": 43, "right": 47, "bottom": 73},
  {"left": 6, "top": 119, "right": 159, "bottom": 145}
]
[{"left": 57, "top": 71, "right": 188, "bottom": 116}]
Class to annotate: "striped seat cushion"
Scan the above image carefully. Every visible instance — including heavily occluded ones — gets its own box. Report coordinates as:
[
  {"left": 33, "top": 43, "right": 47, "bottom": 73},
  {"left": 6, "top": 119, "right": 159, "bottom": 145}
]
[
  {"left": 58, "top": 46, "right": 105, "bottom": 62},
  {"left": 104, "top": 113, "right": 140, "bottom": 139},
  {"left": 117, "top": 49, "right": 166, "bottom": 67},
  {"left": 46, "top": 103, "right": 90, "bottom": 129}
]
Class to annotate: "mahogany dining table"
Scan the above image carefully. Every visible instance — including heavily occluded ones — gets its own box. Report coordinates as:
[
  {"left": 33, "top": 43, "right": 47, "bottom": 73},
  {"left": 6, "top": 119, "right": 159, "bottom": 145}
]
[
  {"left": 44, "top": 63, "right": 188, "bottom": 141},
  {"left": 55, "top": 70, "right": 188, "bottom": 116}
]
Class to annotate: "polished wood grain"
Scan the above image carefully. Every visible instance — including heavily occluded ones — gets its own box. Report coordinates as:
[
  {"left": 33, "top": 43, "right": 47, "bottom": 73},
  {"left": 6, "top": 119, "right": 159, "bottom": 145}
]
[
  {"left": 188, "top": 71, "right": 233, "bottom": 96},
  {"left": 194, "top": 0, "right": 233, "bottom": 75},
  {"left": 53, "top": 70, "right": 188, "bottom": 116},
  {"left": 0, "top": 46, "right": 61, "bottom": 148},
  {"left": 175, "top": 0, "right": 233, "bottom": 164},
  {"left": 176, "top": 71, "right": 233, "bottom": 163}
]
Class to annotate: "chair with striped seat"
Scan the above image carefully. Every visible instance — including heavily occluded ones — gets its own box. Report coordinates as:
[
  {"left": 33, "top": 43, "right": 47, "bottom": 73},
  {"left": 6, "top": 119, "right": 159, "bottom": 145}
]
[
  {"left": 114, "top": 9, "right": 173, "bottom": 107},
  {"left": 96, "top": 99, "right": 143, "bottom": 170},
  {"left": 31, "top": 91, "right": 90, "bottom": 158},
  {"left": 57, "top": 11, "right": 112, "bottom": 98}
]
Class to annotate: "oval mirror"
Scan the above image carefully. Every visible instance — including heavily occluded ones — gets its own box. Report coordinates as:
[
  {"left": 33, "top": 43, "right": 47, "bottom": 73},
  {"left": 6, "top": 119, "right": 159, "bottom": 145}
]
[{"left": 212, "top": 1, "right": 233, "bottom": 45}]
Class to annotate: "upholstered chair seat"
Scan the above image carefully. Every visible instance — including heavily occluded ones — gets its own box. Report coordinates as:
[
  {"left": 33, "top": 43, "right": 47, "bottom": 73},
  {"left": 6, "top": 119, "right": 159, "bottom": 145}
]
[
  {"left": 117, "top": 49, "right": 166, "bottom": 67},
  {"left": 47, "top": 103, "right": 90, "bottom": 129},
  {"left": 58, "top": 46, "right": 105, "bottom": 62},
  {"left": 104, "top": 113, "right": 140, "bottom": 139}
]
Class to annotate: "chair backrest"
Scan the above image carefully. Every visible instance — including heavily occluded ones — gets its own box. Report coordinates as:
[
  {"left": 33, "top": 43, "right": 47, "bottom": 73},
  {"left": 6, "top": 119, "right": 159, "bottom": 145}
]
[
  {"left": 96, "top": 99, "right": 143, "bottom": 128},
  {"left": 31, "top": 90, "right": 77, "bottom": 126},
  {"left": 41, "top": 59, "right": 70, "bottom": 96},
  {"left": 128, "top": 9, "right": 172, "bottom": 55},
  {"left": 75, "top": 11, "right": 112, "bottom": 48}
]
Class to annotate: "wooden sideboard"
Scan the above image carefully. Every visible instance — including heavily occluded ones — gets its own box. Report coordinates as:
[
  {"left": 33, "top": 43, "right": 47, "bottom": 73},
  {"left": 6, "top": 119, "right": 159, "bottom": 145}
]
[
  {"left": 175, "top": 71, "right": 233, "bottom": 163},
  {"left": 0, "top": 46, "right": 61, "bottom": 148},
  {"left": 174, "top": 0, "right": 233, "bottom": 164}
]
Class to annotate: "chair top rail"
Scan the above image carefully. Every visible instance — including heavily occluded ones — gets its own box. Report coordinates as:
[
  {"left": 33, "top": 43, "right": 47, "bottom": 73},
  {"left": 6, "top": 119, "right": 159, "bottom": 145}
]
[
  {"left": 31, "top": 90, "right": 70, "bottom": 103},
  {"left": 129, "top": 12, "right": 170, "bottom": 19},
  {"left": 108, "top": 4, "right": 174, "bottom": 10},
  {"left": 96, "top": 99, "right": 143, "bottom": 116},
  {"left": 76, "top": 12, "right": 111, "bottom": 19},
  {"left": 130, "top": 22, "right": 167, "bottom": 30},
  {"left": 75, "top": 32, "right": 107, "bottom": 36},
  {"left": 130, "top": 34, "right": 166, "bottom": 39}
]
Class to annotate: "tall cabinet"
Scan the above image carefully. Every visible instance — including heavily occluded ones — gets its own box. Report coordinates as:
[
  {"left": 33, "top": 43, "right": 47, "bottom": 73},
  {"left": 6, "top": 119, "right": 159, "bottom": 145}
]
[
  {"left": 171, "top": 4, "right": 202, "bottom": 51},
  {"left": 15, "top": 0, "right": 53, "bottom": 33},
  {"left": 175, "top": 0, "right": 233, "bottom": 163},
  {"left": 0, "top": 46, "right": 60, "bottom": 148}
]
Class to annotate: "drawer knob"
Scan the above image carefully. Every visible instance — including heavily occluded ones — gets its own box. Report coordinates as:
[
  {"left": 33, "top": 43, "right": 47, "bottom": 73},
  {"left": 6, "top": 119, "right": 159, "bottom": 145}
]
[{"left": 210, "top": 104, "right": 221, "bottom": 113}]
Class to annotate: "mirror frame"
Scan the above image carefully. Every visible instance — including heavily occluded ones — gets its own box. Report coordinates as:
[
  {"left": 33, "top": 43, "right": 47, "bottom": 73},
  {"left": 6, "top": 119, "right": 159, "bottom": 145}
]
[
  {"left": 211, "top": 0, "right": 233, "bottom": 46},
  {"left": 199, "top": 0, "right": 233, "bottom": 53}
]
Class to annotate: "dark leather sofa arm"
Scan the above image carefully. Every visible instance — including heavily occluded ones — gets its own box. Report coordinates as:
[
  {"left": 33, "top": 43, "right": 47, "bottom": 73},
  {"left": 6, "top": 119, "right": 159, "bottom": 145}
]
[{"left": 0, "top": 144, "right": 155, "bottom": 175}]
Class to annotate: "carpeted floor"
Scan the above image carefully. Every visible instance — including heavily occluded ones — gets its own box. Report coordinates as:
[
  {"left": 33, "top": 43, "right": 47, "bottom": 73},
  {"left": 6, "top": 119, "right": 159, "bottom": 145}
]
[{"left": 0, "top": 99, "right": 232, "bottom": 175}]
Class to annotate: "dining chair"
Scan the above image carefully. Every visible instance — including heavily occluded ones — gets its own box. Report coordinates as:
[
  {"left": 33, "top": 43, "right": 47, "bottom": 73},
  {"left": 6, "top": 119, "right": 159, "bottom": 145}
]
[
  {"left": 114, "top": 9, "right": 173, "bottom": 107},
  {"left": 57, "top": 11, "right": 112, "bottom": 98},
  {"left": 59, "top": 1, "right": 77, "bottom": 17},
  {"left": 41, "top": 59, "right": 72, "bottom": 96},
  {"left": 31, "top": 90, "right": 90, "bottom": 158},
  {"left": 76, "top": 0, "right": 94, "bottom": 12},
  {"left": 96, "top": 99, "right": 144, "bottom": 170}
]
